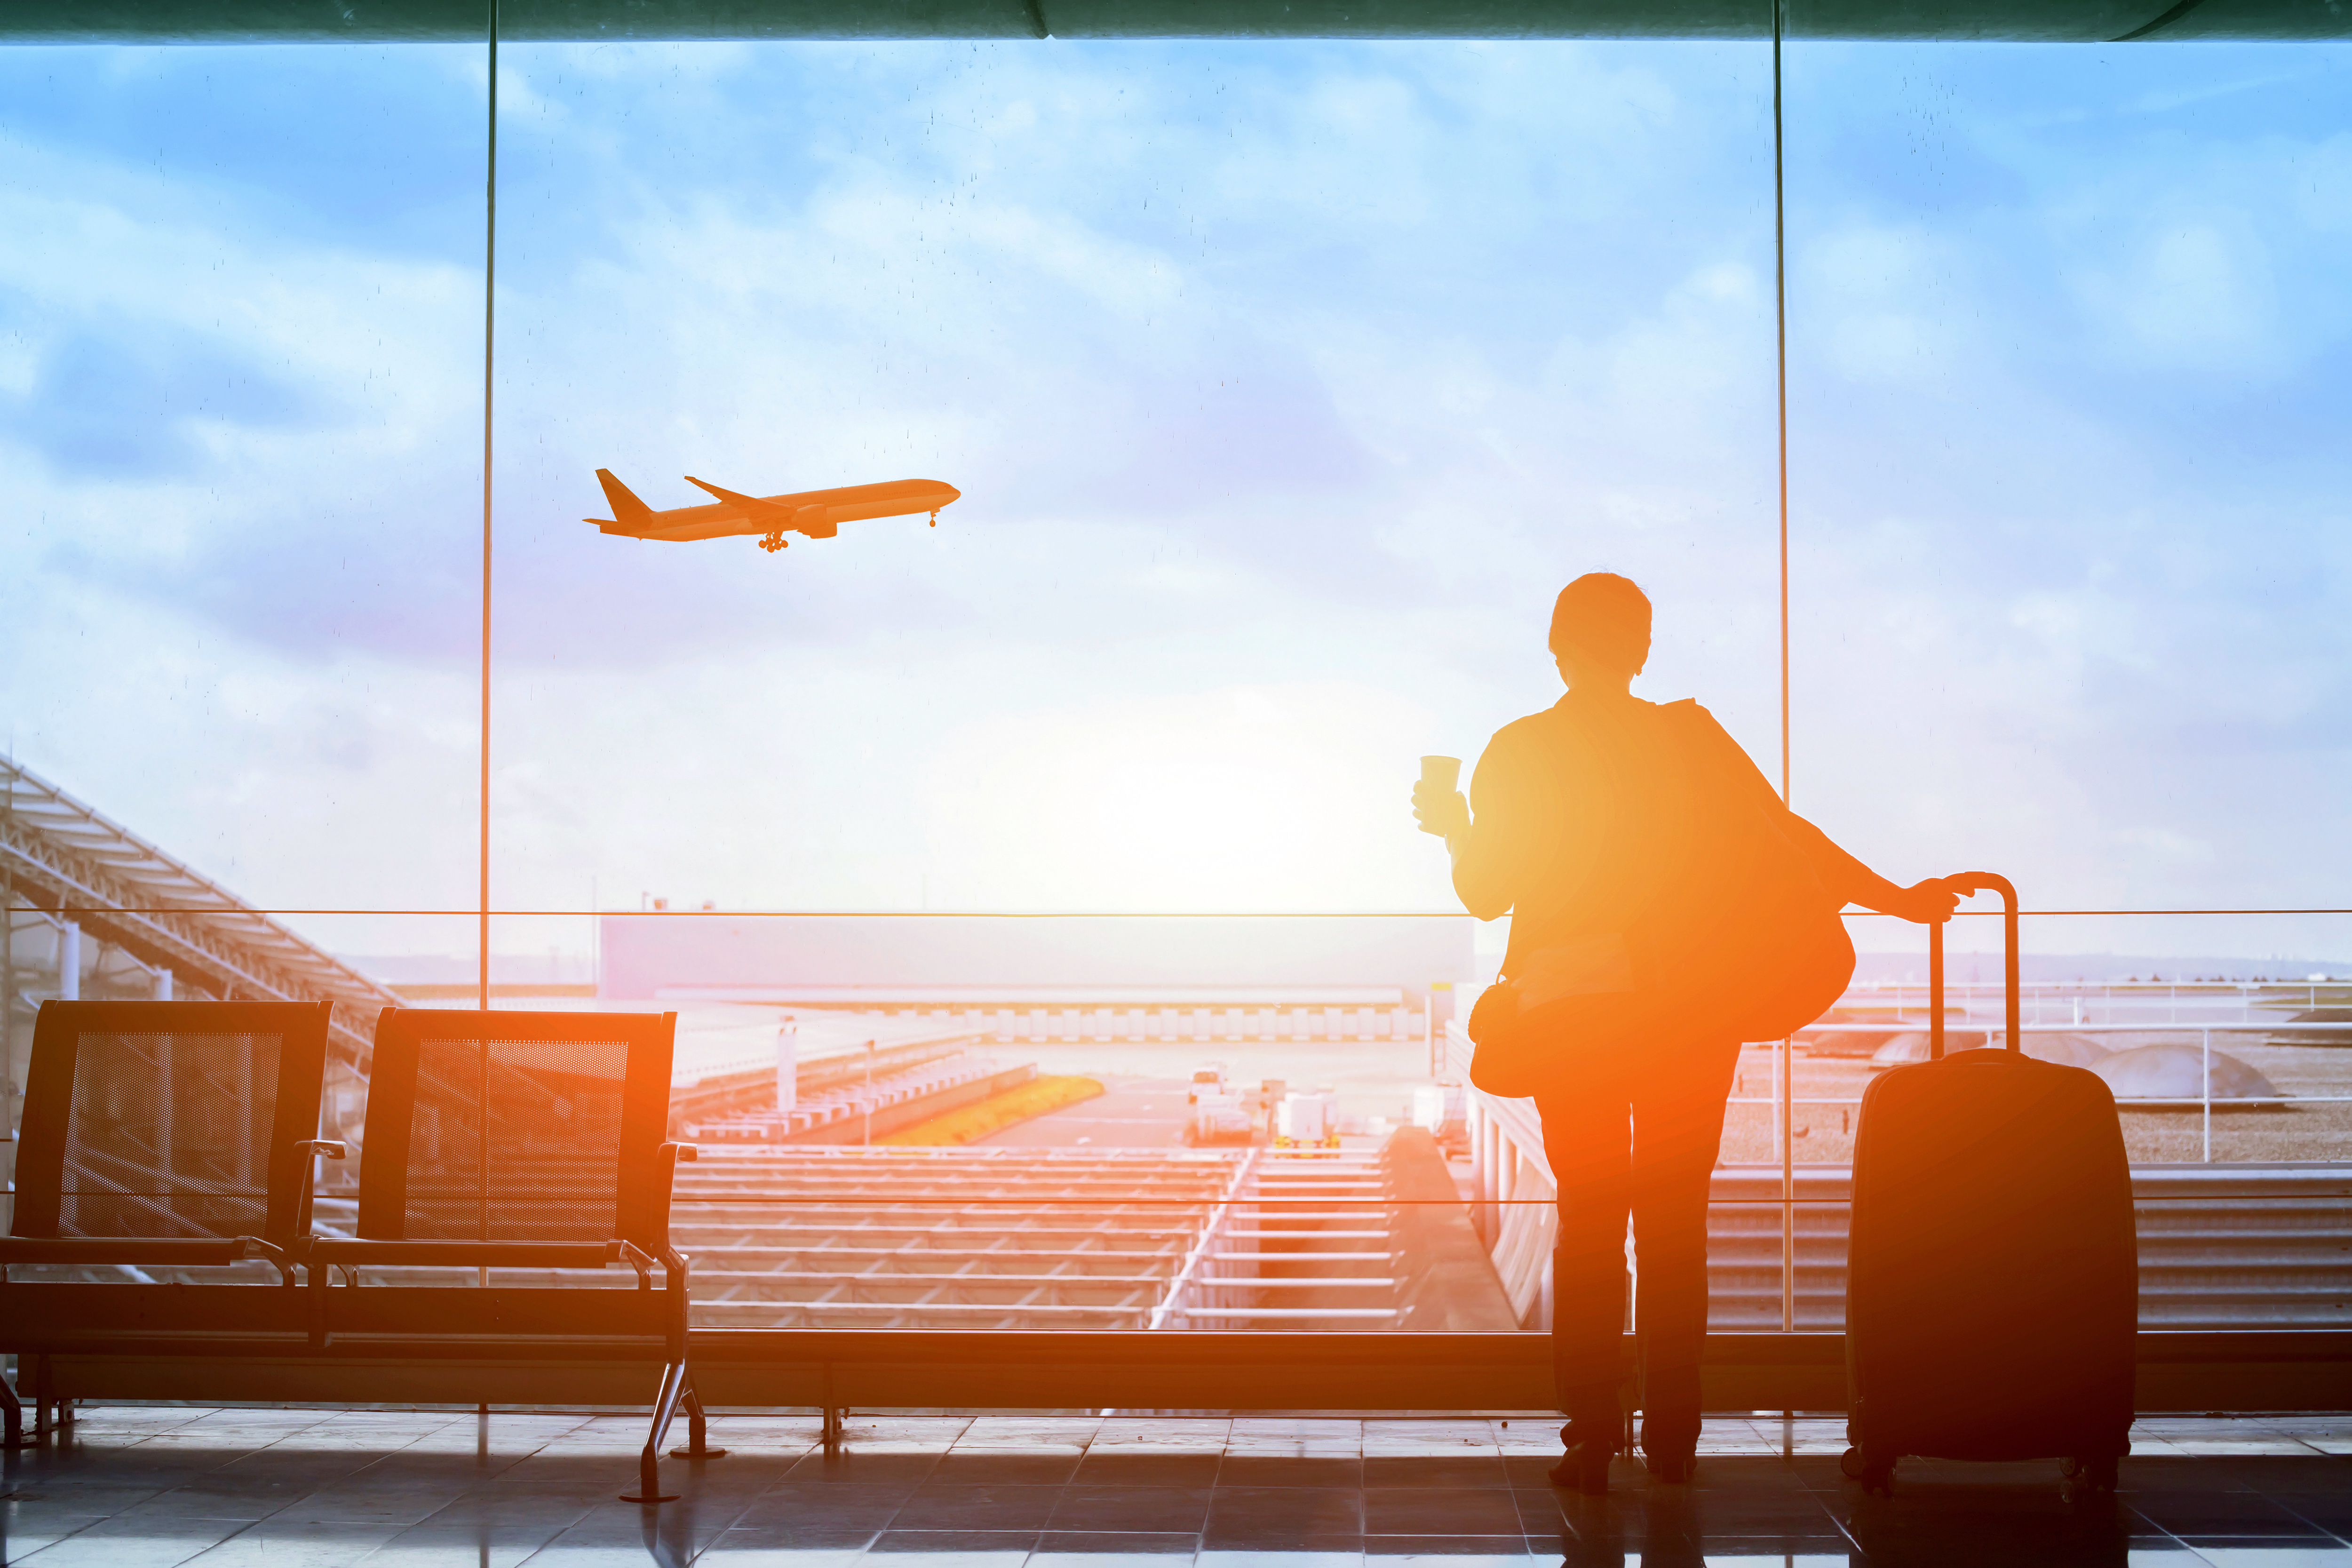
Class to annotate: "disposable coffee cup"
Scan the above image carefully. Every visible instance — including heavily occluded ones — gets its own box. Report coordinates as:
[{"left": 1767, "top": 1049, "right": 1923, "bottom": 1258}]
[{"left": 1419, "top": 756, "right": 1461, "bottom": 794}]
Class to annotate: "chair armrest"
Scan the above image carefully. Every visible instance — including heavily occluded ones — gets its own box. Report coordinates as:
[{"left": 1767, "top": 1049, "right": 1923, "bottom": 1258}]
[
  {"left": 631, "top": 1142, "right": 699, "bottom": 1258},
  {"left": 287, "top": 1140, "right": 350, "bottom": 1241},
  {"left": 231, "top": 1235, "right": 299, "bottom": 1285},
  {"left": 0, "top": 1235, "right": 295, "bottom": 1285},
  {"left": 300, "top": 1239, "right": 623, "bottom": 1270}
]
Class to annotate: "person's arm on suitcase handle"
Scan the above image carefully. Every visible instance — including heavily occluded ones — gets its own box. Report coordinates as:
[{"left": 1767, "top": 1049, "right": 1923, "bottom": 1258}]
[
  {"left": 1776, "top": 815, "right": 1959, "bottom": 924},
  {"left": 1680, "top": 703, "right": 1958, "bottom": 925}
]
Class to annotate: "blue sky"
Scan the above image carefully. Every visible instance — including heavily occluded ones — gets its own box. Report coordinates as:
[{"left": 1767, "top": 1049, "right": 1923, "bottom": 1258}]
[{"left": 0, "top": 38, "right": 2345, "bottom": 965}]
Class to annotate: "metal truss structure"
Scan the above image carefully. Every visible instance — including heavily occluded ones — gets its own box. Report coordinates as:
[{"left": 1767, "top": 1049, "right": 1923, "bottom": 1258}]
[
  {"left": 1155, "top": 1148, "right": 1402, "bottom": 1329},
  {"left": 24, "top": 1142, "right": 1429, "bottom": 1335},
  {"left": 670, "top": 1148, "right": 1247, "bottom": 1329},
  {"left": 0, "top": 754, "right": 402, "bottom": 1076}
]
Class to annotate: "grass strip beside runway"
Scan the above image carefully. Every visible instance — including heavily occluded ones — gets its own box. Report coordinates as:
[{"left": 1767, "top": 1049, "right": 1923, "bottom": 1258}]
[{"left": 881, "top": 1074, "right": 1107, "bottom": 1146}]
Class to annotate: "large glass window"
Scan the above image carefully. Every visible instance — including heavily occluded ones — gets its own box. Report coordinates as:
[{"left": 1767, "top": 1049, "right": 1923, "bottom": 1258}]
[
  {"left": 0, "top": 47, "right": 485, "bottom": 1217},
  {"left": 486, "top": 38, "right": 1774, "bottom": 1333},
  {"left": 3, "top": 26, "right": 2345, "bottom": 1350},
  {"left": 490, "top": 40, "right": 1777, "bottom": 919},
  {"left": 0, "top": 45, "right": 486, "bottom": 940}
]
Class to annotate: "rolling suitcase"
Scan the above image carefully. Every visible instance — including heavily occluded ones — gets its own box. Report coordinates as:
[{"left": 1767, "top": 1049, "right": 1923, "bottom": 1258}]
[{"left": 1840, "top": 872, "right": 2137, "bottom": 1497}]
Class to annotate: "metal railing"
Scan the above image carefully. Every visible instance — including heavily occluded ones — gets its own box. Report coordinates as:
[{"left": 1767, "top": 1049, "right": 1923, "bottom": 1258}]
[
  {"left": 1452, "top": 1015, "right": 2352, "bottom": 1335},
  {"left": 1149, "top": 1147, "right": 1263, "bottom": 1329},
  {"left": 1755, "top": 1020, "right": 2352, "bottom": 1163},
  {"left": 1839, "top": 977, "right": 2348, "bottom": 1027}
]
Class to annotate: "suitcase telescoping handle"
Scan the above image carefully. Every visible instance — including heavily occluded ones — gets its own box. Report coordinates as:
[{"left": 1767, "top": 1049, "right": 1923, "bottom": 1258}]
[{"left": 1926, "top": 872, "right": 2019, "bottom": 1062}]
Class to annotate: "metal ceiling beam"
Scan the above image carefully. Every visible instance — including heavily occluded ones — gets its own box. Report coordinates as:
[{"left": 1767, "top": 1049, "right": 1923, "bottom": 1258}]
[{"left": 6, "top": 0, "right": 2346, "bottom": 42}]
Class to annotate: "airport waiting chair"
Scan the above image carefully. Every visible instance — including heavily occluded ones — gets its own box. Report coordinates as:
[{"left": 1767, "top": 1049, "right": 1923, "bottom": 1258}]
[
  {"left": 0, "top": 999, "right": 342, "bottom": 1446},
  {"left": 300, "top": 1007, "right": 712, "bottom": 1504}
]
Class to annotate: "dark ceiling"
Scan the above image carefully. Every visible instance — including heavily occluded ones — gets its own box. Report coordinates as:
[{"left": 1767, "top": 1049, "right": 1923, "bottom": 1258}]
[{"left": 8, "top": 0, "right": 2347, "bottom": 42}]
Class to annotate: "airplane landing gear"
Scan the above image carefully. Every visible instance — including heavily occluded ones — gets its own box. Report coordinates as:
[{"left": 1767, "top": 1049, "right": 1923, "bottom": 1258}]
[{"left": 759, "top": 531, "right": 789, "bottom": 552}]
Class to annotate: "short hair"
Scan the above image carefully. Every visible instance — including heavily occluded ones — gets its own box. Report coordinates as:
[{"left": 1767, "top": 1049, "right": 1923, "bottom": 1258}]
[{"left": 1547, "top": 573, "right": 1653, "bottom": 674}]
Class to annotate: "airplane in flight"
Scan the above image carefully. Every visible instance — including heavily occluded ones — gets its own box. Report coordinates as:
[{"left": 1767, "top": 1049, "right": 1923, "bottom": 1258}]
[{"left": 588, "top": 470, "right": 961, "bottom": 553}]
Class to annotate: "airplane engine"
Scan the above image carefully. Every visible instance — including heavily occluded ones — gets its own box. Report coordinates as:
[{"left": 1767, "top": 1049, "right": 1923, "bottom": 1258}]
[{"left": 794, "top": 505, "right": 838, "bottom": 540}]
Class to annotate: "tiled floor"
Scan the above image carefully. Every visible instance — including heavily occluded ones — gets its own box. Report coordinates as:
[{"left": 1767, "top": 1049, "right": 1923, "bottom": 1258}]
[{"left": 3, "top": 1408, "right": 2350, "bottom": 1566}]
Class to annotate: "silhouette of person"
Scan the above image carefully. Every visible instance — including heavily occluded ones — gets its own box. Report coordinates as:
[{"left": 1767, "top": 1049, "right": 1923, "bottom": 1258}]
[{"left": 1413, "top": 573, "right": 1954, "bottom": 1491}]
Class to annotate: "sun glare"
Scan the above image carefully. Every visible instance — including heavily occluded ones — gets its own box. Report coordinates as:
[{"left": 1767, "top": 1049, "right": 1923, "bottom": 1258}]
[{"left": 922, "top": 681, "right": 1443, "bottom": 910}]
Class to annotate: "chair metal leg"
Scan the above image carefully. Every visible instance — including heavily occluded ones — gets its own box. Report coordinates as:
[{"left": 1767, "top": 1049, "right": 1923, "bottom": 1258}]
[
  {"left": 620, "top": 1361, "right": 688, "bottom": 1505},
  {"left": 822, "top": 1405, "right": 844, "bottom": 1449},
  {"left": 0, "top": 1358, "right": 26, "bottom": 1451},
  {"left": 624, "top": 1444, "right": 668, "bottom": 1508},
  {"left": 667, "top": 1377, "right": 727, "bottom": 1461}
]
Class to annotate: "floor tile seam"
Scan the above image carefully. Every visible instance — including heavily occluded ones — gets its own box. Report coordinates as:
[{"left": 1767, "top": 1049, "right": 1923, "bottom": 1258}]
[
  {"left": 113, "top": 1437, "right": 281, "bottom": 1475},
  {"left": 1820, "top": 1500, "right": 1873, "bottom": 1560},
  {"left": 2268, "top": 1494, "right": 2352, "bottom": 1549},
  {"left": 344, "top": 1444, "right": 536, "bottom": 1486},
  {"left": 658, "top": 1464, "right": 778, "bottom": 1546},
  {"left": 182, "top": 1411, "right": 344, "bottom": 1444},
  {"left": 492, "top": 1415, "right": 607, "bottom": 1479},
  {"left": 100, "top": 1419, "right": 216, "bottom": 1451},
  {"left": 122, "top": 1512, "right": 270, "bottom": 1568},
  {"left": 510, "top": 1528, "right": 603, "bottom": 1568},
  {"left": 129, "top": 1476, "right": 323, "bottom": 1530},
  {"left": 404, "top": 1480, "right": 609, "bottom": 1539},
  {"left": 5, "top": 1476, "right": 186, "bottom": 1512},
  {"left": 2144, "top": 1542, "right": 2243, "bottom": 1566},
  {"left": 247, "top": 1438, "right": 421, "bottom": 1483},
  {"left": 339, "top": 1418, "right": 497, "bottom": 1472},
  {"left": 2125, "top": 1500, "right": 2224, "bottom": 1557},
  {"left": 0, "top": 1505, "right": 137, "bottom": 1560},
  {"left": 343, "top": 1515, "right": 583, "bottom": 1560}
]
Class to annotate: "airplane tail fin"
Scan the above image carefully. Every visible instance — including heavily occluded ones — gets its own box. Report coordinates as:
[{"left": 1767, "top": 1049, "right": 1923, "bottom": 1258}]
[{"left": 595, "top": 469, "right": 655, "bottom": 529}]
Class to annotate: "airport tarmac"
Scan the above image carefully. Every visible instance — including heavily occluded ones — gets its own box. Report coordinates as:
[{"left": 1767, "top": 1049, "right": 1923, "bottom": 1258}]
[
  {"left": 971, "top": 1075, "right": 1200, "bottom": 1148},
  {"left": 443, "top": 993, "right": 2352, "bottom": 1166}
]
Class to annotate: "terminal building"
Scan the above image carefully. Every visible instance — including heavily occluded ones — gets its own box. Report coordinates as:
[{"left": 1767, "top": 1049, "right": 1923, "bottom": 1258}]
[
  {"left": 596, "top": 909, "right": 1471, "bottom": 1044},
  {"left": 5, "top": 1, "right": 2351, "bottom": 1524}
]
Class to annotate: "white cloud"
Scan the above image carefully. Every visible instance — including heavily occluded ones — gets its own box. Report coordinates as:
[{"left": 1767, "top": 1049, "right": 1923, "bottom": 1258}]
[{"left": 2077, "top": 213, "right": 2283, "bottom": 373}]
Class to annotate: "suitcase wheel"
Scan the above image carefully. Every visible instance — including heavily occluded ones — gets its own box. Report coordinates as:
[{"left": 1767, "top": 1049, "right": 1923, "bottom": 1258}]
[
  {"left": 2061, "top": 1455, "right": 2119, "bottom": 1498},
  {"left": 1840, "top": 1446, "right": 1895, "bottom": 1497}
]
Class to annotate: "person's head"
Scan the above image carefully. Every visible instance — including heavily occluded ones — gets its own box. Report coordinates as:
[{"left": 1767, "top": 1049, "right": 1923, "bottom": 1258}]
[{"left": 1547, "top": 573, "right": 1652, "bottom": 691}]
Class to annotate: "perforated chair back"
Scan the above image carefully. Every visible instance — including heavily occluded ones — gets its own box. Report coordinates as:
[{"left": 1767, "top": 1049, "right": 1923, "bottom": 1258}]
[
  {"left": 355, "top": 1009, "right": 676, "bottom": 1250},
  {"left": 11, "top": 1000, "right": 335, "bottom": 1246}
]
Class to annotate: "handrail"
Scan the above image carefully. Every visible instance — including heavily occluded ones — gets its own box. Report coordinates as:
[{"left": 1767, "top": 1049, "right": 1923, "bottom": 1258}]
[
  {"left": 24, "top": 1329, "right": 2352, "bottom": 1421},
  {"left": 1445, "top": 949, "right": 2352, "bottom": 1335}
]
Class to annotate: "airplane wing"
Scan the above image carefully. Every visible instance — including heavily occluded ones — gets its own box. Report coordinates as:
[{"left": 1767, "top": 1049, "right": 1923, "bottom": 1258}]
[
  {"left": 681, "top": 476, "right": 835, "bottom": 542},
  {"left": 683, "top": 476, "right": 797, "bottom": 524}
]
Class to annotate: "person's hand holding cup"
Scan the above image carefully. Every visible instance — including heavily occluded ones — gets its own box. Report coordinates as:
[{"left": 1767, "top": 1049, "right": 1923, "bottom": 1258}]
[{"left": 1413, "top": 755, "right": 1470, "bottom": 840}]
